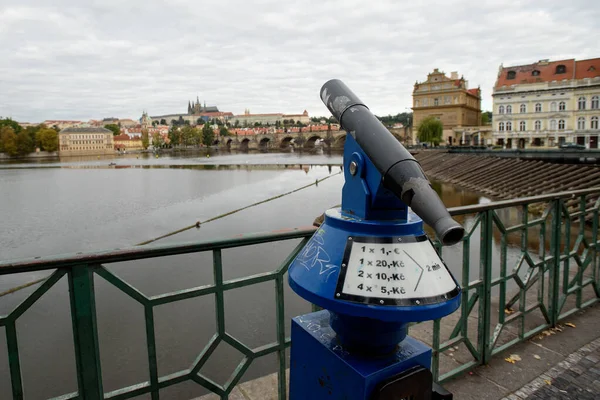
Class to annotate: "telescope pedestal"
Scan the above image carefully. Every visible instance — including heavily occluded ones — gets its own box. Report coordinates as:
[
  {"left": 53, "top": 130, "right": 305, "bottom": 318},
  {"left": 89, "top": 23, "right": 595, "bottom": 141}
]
[{"left": 290, "top": 310, "right": 432, "bottom": 400}]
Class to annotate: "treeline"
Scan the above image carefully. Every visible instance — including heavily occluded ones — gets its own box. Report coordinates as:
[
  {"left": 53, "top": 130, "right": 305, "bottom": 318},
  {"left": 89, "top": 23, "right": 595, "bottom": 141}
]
[
  {"left": 0, "top": 118, "right": 59, "bottom": 156},
  {"left": 163, "top": 125, "right": 229, "bottom": 148},
  {"left": 311, "top": 112, "right": 414, "bottom": 128}
]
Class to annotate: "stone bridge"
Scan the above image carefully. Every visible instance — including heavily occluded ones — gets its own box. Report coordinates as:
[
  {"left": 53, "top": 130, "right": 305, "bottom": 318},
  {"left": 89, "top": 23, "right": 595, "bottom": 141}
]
[{"left": 219, "top": 130, "right": 348, "bottom": 151}]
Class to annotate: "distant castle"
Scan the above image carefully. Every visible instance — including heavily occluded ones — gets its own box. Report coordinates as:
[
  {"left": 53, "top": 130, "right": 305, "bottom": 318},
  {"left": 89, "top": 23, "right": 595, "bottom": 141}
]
[{"left": 188, "top": 97, "right": 219, "bottom": 114}]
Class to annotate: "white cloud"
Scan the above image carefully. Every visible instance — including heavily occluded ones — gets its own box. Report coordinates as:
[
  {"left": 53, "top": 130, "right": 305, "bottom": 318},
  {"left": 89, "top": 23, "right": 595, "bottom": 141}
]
[{"left": 0, "top": 0, "right": 598, "bottom": 122}]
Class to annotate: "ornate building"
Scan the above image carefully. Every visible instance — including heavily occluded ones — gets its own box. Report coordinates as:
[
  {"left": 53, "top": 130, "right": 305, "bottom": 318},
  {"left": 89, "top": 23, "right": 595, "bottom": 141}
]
[
  {"left": 492, "top": 58, "right": 600, "bottom": 149},
  {"left": 412, "top": 69, "right": 482, "bottom": 145},
  {"left": 188, "top": 97, "right": 219, "bottom": 114}
]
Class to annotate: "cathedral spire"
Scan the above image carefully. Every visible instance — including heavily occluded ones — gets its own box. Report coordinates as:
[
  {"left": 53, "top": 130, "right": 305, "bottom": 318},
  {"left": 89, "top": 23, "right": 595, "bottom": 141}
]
[{"left": 196, "top": 96, "right": 200, "bottom": 106}]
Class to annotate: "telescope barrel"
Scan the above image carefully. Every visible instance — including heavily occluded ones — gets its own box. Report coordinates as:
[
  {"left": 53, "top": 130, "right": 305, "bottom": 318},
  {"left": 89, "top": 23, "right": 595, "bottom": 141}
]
[{"left": 320, "top": 79, "right": 464, "bottom": 246}]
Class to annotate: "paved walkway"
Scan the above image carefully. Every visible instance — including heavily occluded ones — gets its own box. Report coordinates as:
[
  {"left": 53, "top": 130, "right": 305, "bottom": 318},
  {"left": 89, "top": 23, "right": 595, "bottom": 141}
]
[
  {"left": 502, "top": 338, "right": 600, "bottom": 400},
  {"left": 198, "top": 303, "right": 600, "bottom": 399}
]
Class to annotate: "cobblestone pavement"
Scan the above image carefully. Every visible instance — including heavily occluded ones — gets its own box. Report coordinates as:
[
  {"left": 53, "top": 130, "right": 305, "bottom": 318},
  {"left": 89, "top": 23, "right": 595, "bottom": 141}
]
[{"left": 503, "top": 337, "right": 600, "bottom": 400}]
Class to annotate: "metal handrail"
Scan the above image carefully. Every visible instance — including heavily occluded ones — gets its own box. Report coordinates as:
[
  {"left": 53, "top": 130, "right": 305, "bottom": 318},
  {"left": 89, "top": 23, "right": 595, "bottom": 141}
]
[{"left": 0, "top": 189, "right": 598, "bottom": 399}]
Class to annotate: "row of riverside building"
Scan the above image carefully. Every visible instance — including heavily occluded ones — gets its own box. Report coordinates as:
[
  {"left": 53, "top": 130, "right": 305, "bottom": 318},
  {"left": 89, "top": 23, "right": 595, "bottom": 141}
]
[{"left": 411, "top": 57, "right": 600, "bottom": 149}]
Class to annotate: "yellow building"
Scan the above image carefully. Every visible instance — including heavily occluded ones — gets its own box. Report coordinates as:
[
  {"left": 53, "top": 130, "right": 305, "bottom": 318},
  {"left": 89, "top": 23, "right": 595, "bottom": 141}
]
[
  {"left": 493, "top": 58, "right": 600, "bottom": 149},
  {"left": 113, "top": 134, "right": 143, "bottom": 151},
  {"left": 412, "top": 69, "right": 482, "bottom": 145},
  {"left": 59, "top": 127, "right": 114, "bottom": 156}
]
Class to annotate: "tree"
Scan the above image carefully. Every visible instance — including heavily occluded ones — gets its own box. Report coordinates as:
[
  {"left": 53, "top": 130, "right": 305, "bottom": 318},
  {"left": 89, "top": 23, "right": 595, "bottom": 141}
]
[
  {"left": 219, "top": 126, "right": 230, "bottom": 137},
  {"left": 104, "top": 124, "right": 120, "bottom": 136},
  {"left": 180, "top": 125, "right": 196, "bottom": 147},
  {"left": 141, "top": 128, "right": 150, "bottom": 149},
  {"left": 36, "top": 128, "right": 58, "bottom": 152},
  {"left": 417, "top": 116, "right": 443, "bottom": 146},
  {"left": 16, "top": 130, "right": 34, "bottom": 155},
  {"left": 0, "top": 118, "right": 22, "bottom": 134},
  {"left": 481, "top": 111, "right": 492, "bottom": 125},
  {"left": 160, "top": 119, "right": 167, "bottom": 125},
  {"left": 0, "top": 126, "right": 18, "bottom": 155},
  {"left": 289, "top": 119, "right": 295, "bottom": 125},
  {"left": 234, "top": 120, "right": 240, "bottom": 127},
  {"left": 152, "top": 132, "right": 163, "bottom": 148},
  {"left": 202, "top": 123, "right": 214, "bottom": 147},
  {"left": 197, "top": 119, "right": 205, "bottom": 126}
]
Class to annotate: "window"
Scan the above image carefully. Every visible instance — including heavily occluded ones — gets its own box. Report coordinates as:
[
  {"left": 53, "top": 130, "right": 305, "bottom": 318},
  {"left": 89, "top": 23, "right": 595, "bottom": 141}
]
[
  {"left": 434, "top": 98, "right": 439, "bottom": 106},
  {"left": 578, "top": 97, "right": 586, "bottom": 110},
  {"left": 555, "top": 65, "right": 566, "bottom": 74},
  {"left": 535, "top": 120, "right": 541, "bottom": 130},
  {"left": 520, "top": 104, "right": 526, "bottom": 113},
  {"left": 507, "top": 71, "right": 516, "bottom": 79},
  {"left": 499, "top": 122, "right": 505, "bottom": 131},
  {"left": 550, "top": 120, "right": 557, "bottom": 130},
  {"left": 558, "top": 119, "right": 565, "bottom": 130},
  {"left": 506, "top": 121, "right": 512, "bottom": 131},
  {"left": 444, "top": 96, "right": 450, "bottom": 104},
  {"left": 499, "top": 105, "right": 505, "bottom": 114},
  {"left": 578, "top": 117, "right": 585, "bottom": 130},
  {"left": 592, "top": 117, "right": 599, "bottom": 130},
  {"left": 506, "top": 105, "right": 512, "bottom": 114},
  {"left": 535, "top": 103, "right": 542, "bottom": 112},
  {"left": 550, "top": 102, "right": 557, "bottom": 112},
  {"left": 415, "top": 100, "right": 419, "bottom": 107},
  {"left": 592, "top": 96, "right": 599, "bottom": 109},
  {"left": 519, "top": 121, "right": 526, "bottom": 131},
  {"left": 532, "top": 70, "right": 540, "bottom": 76},
  {"left": 559, "top": 101, "right": 566, "bottom": 111}
]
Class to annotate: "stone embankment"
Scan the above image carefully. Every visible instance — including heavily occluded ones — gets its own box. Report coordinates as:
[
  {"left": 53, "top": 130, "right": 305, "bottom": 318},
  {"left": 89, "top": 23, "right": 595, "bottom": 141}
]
[{"left": 413, "top": 151, "right": 600, "bottom": 213}]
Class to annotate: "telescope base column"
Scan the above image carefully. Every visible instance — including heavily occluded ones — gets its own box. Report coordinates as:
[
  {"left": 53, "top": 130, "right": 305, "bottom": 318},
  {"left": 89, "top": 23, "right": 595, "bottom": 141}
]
[{"left": 290, "top": 310, "right": 432, "bottom": 400}]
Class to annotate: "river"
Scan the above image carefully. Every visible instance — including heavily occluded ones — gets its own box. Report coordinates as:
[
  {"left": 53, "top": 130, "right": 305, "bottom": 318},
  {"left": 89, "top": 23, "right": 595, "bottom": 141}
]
[{"left": 0, "top": 151, "right": 519, "bottom": 399}]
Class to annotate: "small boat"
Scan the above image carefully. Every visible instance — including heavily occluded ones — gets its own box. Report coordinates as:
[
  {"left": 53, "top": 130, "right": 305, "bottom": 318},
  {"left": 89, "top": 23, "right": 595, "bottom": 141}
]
[{"left": 109, "top": 162, "right": 117, "bottom": 166}]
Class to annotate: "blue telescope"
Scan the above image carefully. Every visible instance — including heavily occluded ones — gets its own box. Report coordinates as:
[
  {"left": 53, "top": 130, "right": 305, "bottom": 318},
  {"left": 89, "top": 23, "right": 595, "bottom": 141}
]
[{"left": 288, "top": 80, "right": 463, "bottom": 399}]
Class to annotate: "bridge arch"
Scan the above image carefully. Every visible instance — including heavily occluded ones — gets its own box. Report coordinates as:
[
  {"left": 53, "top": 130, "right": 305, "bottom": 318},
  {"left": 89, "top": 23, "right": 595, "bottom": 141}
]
[
  {"left": 259, "top": 137, "right": 272, "bottom": 150},
  {"left": 226, "top": 138, "right": 233, "bottom": 148},
  {"left": 280, "top": 136, "right": 295, "bottom": 148},
  {"left": 334, "top": 134, "right": 346, "bottom": 148},
  {"left": 304, "top": 135, "right": 324, "bottom": 148},
  {"left": 240, "top": 138, "right": 250, "bottom": 151}
]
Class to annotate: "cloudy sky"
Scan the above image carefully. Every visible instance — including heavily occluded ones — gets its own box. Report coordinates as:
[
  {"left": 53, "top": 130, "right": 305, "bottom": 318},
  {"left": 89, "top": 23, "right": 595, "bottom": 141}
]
[{"left": 0, "top": 0, "right": 598, "bottom": 123}]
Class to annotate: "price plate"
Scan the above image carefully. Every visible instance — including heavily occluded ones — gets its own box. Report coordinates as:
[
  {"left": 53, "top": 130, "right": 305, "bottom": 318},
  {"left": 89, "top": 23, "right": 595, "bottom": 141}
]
[{"left": 335, "top": 235, "right": 459, "bottom": 306}]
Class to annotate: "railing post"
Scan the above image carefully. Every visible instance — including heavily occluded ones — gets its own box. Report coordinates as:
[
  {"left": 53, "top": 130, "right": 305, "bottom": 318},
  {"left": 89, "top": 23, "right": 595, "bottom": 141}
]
[
  {"left": 478, "top": 210, "right": 493, "bottom": 365},
  {"left": 69, "top": 265, "right": 104, "bottom": 400},
  {"left": 549, "top": 199, "right": 562, "bottom": 326}
]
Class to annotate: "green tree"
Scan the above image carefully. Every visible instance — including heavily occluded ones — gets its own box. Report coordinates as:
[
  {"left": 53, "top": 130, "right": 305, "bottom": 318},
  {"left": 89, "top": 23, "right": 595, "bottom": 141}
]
[
  {"left": 0, "top": 118, "right": 22, "bottom": 134},
  {"left": 417, "top": 116, "right": 443, "bottom": 146},
  {"left": 202, "top": 123, "right": 214, "bottom": 147},
  {"left": 152, "top": 132, "right": 163, "bottom": 148},
  {"left": 197, "top": 119, "right": 205, "bottom": 126},
  {"left": 160, "top": 119, "right": 167, "bottom": 125},
  {"left": 0, "top": 126, "right": 18, "bottom": 155},
  {"left": 36, "top": 128, "right": 58, "bottom": 152},
  {"left": 481, "top": 111, "right": 492, "bottom": 125},
  {"left": 180, "top": 125, "right": 196, "bottom": 147},
  {"left": 16, "top": 130, "right": 34, "bottom": 155},
  {"left": 167, "top": 127, "right": 179, "bottom": 147},
  {"left": 234, "top": 120, "right": 240, "bottom": 127},
  {"left": 104, "top": 124, "right": 120, "bottom": 136},
  {"left": 141, "top": 128, "right": 150, "bottom": 149},
  {"left": 219, "top": 126, "right": 230, "bottom": 137}
]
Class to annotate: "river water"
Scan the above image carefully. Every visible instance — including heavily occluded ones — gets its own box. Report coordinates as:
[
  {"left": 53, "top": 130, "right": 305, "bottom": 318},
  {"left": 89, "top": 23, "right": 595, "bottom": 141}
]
[{"left": 0, "top": 151, "right": 518, "bottom": 399}]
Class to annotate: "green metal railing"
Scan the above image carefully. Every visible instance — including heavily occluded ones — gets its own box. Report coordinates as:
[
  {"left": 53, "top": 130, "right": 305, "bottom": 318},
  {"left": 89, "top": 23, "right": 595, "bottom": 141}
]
[{"left": 1, "top": 188, "right": 599, "bottom": 399}]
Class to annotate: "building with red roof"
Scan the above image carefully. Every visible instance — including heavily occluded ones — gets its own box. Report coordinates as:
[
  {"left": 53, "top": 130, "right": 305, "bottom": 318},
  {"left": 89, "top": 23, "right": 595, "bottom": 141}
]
[{"left": 493, "top": 58, "right": 600, "bottom": 149}]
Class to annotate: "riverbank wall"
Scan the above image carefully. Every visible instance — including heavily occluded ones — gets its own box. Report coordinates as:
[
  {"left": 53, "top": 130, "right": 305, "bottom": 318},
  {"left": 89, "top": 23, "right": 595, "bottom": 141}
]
[{"left": 414, "top": 150, "right": 600, "bottom": 215}]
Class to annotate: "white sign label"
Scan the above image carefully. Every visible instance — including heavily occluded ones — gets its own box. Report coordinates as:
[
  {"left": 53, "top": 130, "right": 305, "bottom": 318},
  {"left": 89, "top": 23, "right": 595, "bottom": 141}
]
[{"left": 340, "top": 238, "right": 457, "bottom": 300}]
